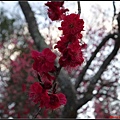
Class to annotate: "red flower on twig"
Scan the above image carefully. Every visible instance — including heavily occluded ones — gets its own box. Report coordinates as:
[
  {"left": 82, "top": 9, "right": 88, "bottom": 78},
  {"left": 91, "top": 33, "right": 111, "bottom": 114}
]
[
  {"left": 29, "top": 82, "right": 67, "bottom": 109},
  {"left": 45, "top": 1, "right": 69, "bottom": 21},
  {"left": 32, "top": 48, "right": 56, "bottom": 74},
  {"left": 58, "top": 13, "right": 84, "bottom": 35},
  {"left": 47, "top": 93, "right": 67, "bottom": 110},
  {"left": 54, "top": 34, "right": 83, "bottom": 53},
  {"left": 59, "top": 41, "right": 84, "bottom": 68},
  {"left": 45, "top": 1, "right": 64, "bottom": 8},
  {"left": 29, "top": 82, "right": 50, "bottom": 107}
]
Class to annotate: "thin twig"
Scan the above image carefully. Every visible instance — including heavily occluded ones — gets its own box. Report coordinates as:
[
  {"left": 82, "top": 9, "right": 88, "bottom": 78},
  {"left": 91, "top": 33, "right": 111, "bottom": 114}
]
[
  {"left": 97, "top": 93, "right": 120, "bottom": 101},
  {"left": 75, "top": 33, "right": 116, "bottom": 89},
  {"left": 112, "top": 1, "right": 116, "bottom": 26},
  {"left": 33, "top": 108, "right": 41, "bottom": 118},
  {"left": 77, "top": 1, "right": 81, "bottom": 15},
  {"left": 52, "top": 66, "right": 62, "bottom": 93},
  {"left": 76, "top": 33, "right": 120, "bottom": 109},
  {"left": 113, "top": 1, "right": 116, "bottom": 18}
]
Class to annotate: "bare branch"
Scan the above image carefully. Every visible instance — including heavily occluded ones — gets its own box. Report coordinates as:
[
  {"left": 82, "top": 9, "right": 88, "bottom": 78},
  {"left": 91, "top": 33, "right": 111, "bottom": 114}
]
[
  {"left": 75, "top": 33, "right": 117, "bottom": 89},
  {"left": 117, "top": 12, "right": 120, "bottom": 32},
  {"left": 98, "top": 93, "right": 120, "bottom": 101},
  {"left": 33, "top": 108, "right": 41, "bottom": 118},
  {"left": 77, "top": 1, "right": 81, "bottom": 15},
  {"left": 76, "top": 33, "right": 120, "bottom": 109},
  {"left": 58, "top": 70, "right": 78, "bottom": 118},
  {"left": 93, "top": 81, "right": 119, "bottom": 101},
  {"left": 112, "top": 1, "right": 116, "bottom": 21}
]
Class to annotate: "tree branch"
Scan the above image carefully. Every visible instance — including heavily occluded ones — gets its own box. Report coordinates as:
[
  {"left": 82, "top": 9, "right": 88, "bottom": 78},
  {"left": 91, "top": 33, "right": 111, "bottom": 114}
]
[
  {"left": 75, "top": 33, "right": 117, "bottom": 89},
  {"left": 19, "top": 1, "right": 48, "bottom": 51},
  {"left": 117, "top": 12, "right": 120, "bottom": 32},
  {"left": 98, "top": 93, "right": 120, "bottom": 101},
  {"left": 112, "top": 1, "right": 116, "bottom": 22},
  {"left": 77, "top": 1, "right": 81, "bottom": 15},
  {"left": 57, "top": 70, "right": 78, "bottom": 118},
  {"left": 76, "top": 33, "right": 120, "bottom": 109},
  {"left": 33, "top": 108, "right": 41, "bottom": 118}
]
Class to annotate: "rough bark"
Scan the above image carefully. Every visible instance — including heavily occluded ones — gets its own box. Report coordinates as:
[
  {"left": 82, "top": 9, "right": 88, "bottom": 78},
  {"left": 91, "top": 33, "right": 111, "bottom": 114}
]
[
  {"left": 19, "top": 1, "right": 48, "bottom": 51},
  {"left": 58, "top": 70, "right": 78, "bottom": 118}
]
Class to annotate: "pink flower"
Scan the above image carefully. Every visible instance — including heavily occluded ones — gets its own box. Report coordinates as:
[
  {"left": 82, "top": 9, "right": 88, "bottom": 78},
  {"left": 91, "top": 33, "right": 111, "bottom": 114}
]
[
  {"left": 32, "top": 48, "right": 56, "bottom": 74},
  {"left": 58, "top": 13, "right": 84, "bottom": 35}
]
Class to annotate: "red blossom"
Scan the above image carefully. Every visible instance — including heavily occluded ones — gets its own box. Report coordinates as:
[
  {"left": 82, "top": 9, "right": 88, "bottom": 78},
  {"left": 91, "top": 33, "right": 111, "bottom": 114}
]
[
  {"left": 58, "top": 13, "right": 84, "bottom": 35},
  {"left": 47, "top": 8, "right": 61, "bottom": 21},
  {"left": 32, "top": 48, "right": 56, "bottom": 74},
  {"left": 45, "top": 1, "right": 69, "bottom": 21},
  {"left": 40, "top": 73, "right": 55, "bottom": 89},
  {"left": 41, "top": 73, "right": 55, "bottom": 82},
  {"left": 54, "top": 34, "right": 83, "bottom": 53},
  {"left": 45, "top": 1, "right": 64, "bottom": 8},
  {"left": 42, "top": 80, "right": 52, "bottom": 90},
  {"left": 59, "top": 41, "right": 84, "bottom": 67},
  {"left": 28, "top": 1, "right": 86, "bottom": 113},
  {"left": 29, "top": 83, "right": 67, "bottom": 109},
  {"left": 29, "top": 82, "right": 50, "bottom": 107},
  {"left": 54, "top": 36, "right": 69, "bottom": 53},
  {"left": 47, "top": 93, "right": 67, "bottom": 110},
  {"left": 81, "top": 42, "right": 87, "bottom": 49}
]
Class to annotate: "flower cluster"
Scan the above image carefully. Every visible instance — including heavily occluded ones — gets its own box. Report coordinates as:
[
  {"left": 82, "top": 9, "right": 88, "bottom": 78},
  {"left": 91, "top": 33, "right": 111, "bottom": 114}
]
[
  {"left": 32, "top": 48, "right": 56, "bottom": 74},
  {"left": 54, "top": 13, "right": 86, "bottom": 69},
  {"left": 29, "top": 1, "right": 87, "bottom": 114},
  {"left": 29, "top": 48, "right": 67, "bottom": 110},
  {"left": 45, "top": 1, "right": 69, "bottom": 21},
  {"left": 29, "top": 82, "right": 66, "bottom": 109}
]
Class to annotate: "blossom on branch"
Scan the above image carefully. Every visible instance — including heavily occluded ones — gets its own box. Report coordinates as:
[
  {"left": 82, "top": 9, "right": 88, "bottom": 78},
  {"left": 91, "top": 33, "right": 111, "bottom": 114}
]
[
  {"left": 45, "top": 1, "right": 69, "bottom": 21},
  {"left": 58, "top": 13, "right": 84, "bottom": 35},
  {"left": 47, "top": 93, "right": 67, "bottom": 110},
  {"left": 31, "top": 48, "right": 56, "bottom": 74},
  {"left": 28, "top": 1, "right": 86, "bottom": 116},
  {"left": 40, "top": 73, "right": 54, "bottom": 89},
  {"left": 59, "top": 40, "right": 84, "bottom": 68},
  {"left": 45, "top": 1, "right": 64, "bottom": 8},
  {"left": 29, "top": 82, "right": 50, "bottom": 107},
  {"left": 29, "top": 82, "right": 67, "bottom": 110},
  {"left": 54, "top": 34, "right": 83, "bottom": 53}
]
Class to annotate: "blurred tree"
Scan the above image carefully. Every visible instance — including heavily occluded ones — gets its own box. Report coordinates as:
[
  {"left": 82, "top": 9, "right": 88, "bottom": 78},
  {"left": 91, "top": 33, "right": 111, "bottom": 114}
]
[{"left": 0, "top": 7, "right": 15, "bottom": 41}]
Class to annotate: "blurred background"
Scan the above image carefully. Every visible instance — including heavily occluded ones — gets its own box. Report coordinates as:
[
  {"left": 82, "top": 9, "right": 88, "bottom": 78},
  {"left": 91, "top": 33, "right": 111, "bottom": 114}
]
[{"left": 0, "top": 1, "right": 120, "bottom": 118}]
